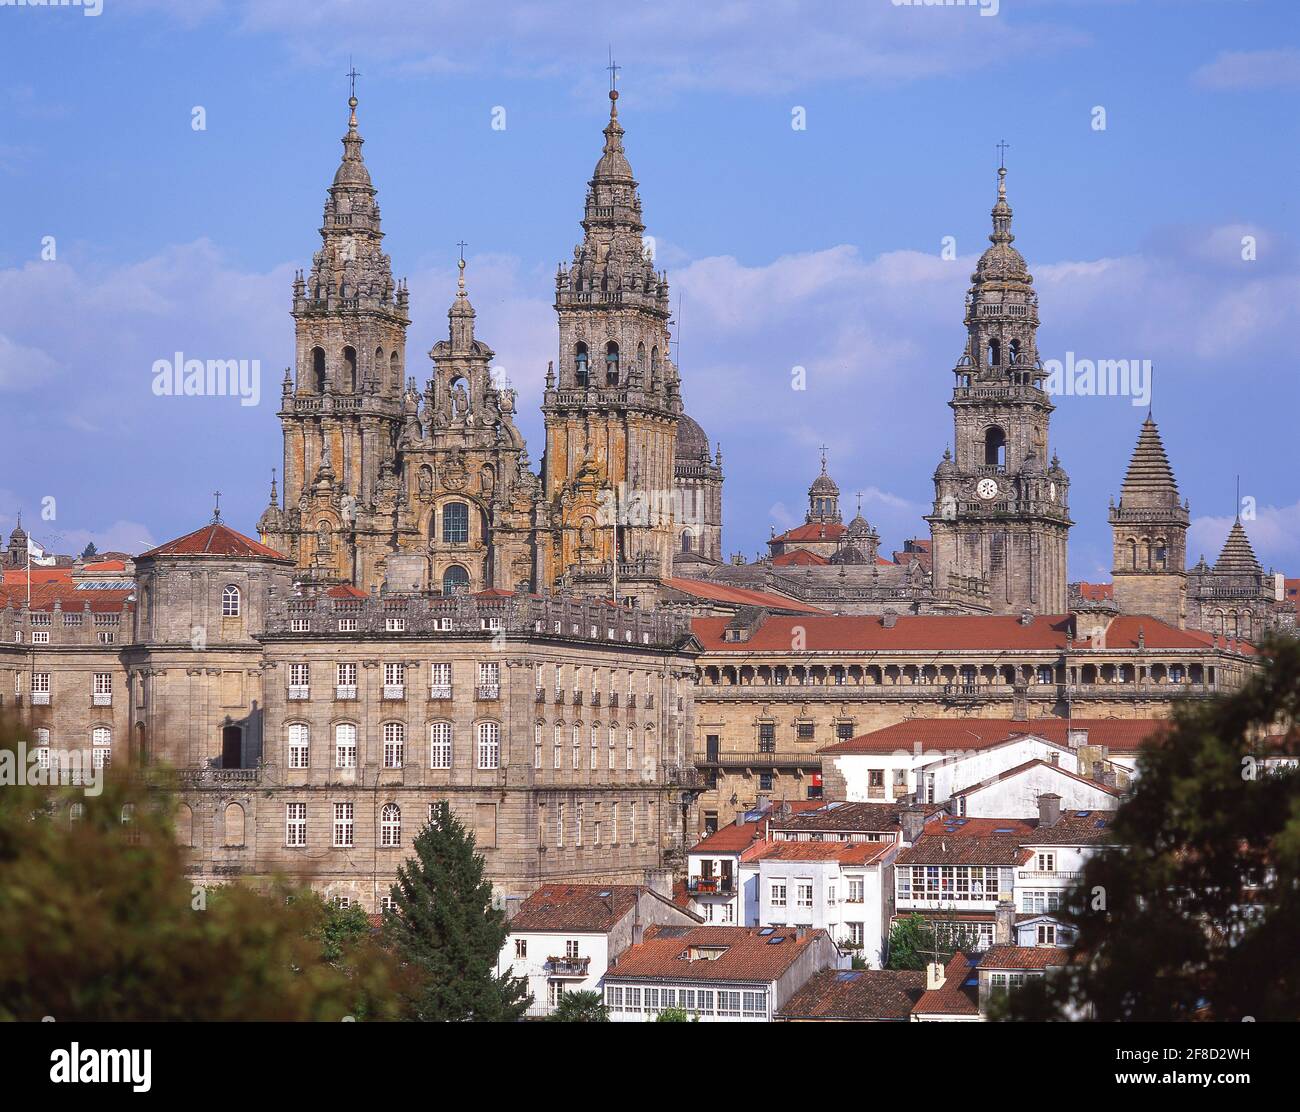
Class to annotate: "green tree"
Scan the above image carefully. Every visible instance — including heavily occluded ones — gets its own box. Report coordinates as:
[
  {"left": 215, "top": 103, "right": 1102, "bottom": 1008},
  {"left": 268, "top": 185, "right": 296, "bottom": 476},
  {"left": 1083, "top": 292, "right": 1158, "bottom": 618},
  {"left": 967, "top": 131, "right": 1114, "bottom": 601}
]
[
  {"left": 79, "top": 542, "right": 98, "bottom": 560},
  {"left": 384, "top": 801, "right": 531, "bottom": 1021},
  {"left": 885, "top": 913, "right": 976, "bottom": 970},
  {"left": 0, "top": 717, "right": 401, "bottom": 1020},
  {"left": 551, "top": 989, "right": 609, "bottom": 1022},
  {"left": 654, "top": 1006, "right": 696, "bottom": 1022},
  {"left": 1003, "top": 635, "right": 1300, "bottom": 1021}
]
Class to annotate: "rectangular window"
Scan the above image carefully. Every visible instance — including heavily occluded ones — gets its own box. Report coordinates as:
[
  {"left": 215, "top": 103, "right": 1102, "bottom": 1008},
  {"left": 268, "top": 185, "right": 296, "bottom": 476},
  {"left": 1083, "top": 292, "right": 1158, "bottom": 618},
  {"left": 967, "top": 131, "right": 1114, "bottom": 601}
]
[
  {"left": 477, "top": 661, "right": 500, "bottom": 698},
  {"left": 31, "top": 672, "right": 50, "bottom": 705},
  {"left": 759, "top": 772, "right": 773, "bottom": 791},
  {"left": 383, "top": 722, "right": 405, "bottom": 768},
  {"left": 333, "top": 802, "right": 354, "bottom": 847},
  {"left": 718, "top": 990, "right": 742, "bottom": 1018},
  {"left": 742, "top": 991, "right": 766, "bottom": 1018},
  {"left": 385, "top": 616, "right": 406, "bottom": 632},
  {"left": 92, "top": 673, "right": 112, "bottom": 705},
  {"left": 286, "top": 803, "right": 306, "bottom": 847},
  {"left": 553, "top": 724, "right": 562, "bottom": 769},
  {"left": 796, "top": 722, "right": 815, "bottom": 741},
  {"left": 848, "top": 921, "right": 864, "bottom": 946},
  {"left": 836, "top": 721, "right": 854, "bottom": 740},
  {"left": 1037, "top": 852, "right": 1056, "bottom": 873},
  {"left": 796, "top": 881, "right": 813, "bottom": 908},
  {"left": 336, "top": 662, "right": 357, "bottom": 699},
  {"left": 572, "top": 725, "right": 581, "bottom": 770},
  {"left": 556, "top": 803, "right": 565, "bottom": 848},
  {"left": 847, "top": 877, "right": 864, "bottom": 903},
  {"left": 337, "top": 617, "right": 357, "bottom": 632},
  {"left": 429, "top": 662, "right": 452, "bottom": 699},
  {"left": 335, "top": 724, "right": 357, "bottom": 768},
  {"left": 534, "top": 724, "right": 543, "bottom": 770},
  {"left": 383, "top": 662, "right": 405, "bottom": 698},
  {"left": 758, "top": 722, "right": 775, "bottom": 752},
  {"left": 771, "top": 880, "right": 787, "bottom": 908},
  {"left": 476, "top": 722, "right": 500, "bottom": 769},
  {"left": 515, "top": 938, "right": 527, "bottom": 959},
  {"left": 288, "top": 662, "right": 310, "bottom": 694},
  {"left": 590, "top": 723, "right": 600, "bottom": 770}
]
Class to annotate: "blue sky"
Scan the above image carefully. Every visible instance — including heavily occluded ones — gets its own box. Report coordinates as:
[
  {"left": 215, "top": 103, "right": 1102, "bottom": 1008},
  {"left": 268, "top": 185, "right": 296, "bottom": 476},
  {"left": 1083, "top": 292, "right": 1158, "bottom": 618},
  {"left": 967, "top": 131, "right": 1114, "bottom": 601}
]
[{"left": 1, "top": 0, "right": 1297, "bottom": 582}]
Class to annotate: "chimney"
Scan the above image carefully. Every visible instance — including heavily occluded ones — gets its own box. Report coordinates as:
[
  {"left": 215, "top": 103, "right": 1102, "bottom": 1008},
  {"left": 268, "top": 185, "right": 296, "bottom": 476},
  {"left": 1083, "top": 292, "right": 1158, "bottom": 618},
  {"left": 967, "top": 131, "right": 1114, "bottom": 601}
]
[
  {"left": 900, "top": 806, "right": 927, "bottom": 845},
  {"left": 1019, "top": 608, "right": 1034, "bottom": 626},
  {"left": 1038, "top": 792, "right": 1061, "bottom": 829},
  {"left": 504, "top": 895, "right": 522, "bottom": 922},
  {"left": 882, "top": 609, "right": 898, "bottom": 629},
  {"left": 1067, "top": 727, "right": 1088, "bottom": 750},
  {"left": 643, "top": 868, "right": 673, "bottom": 899},
  {"left": 926, "top": 961, "right": 946, "bottom": 991},
  {"left": 995, "top": 899, "right": 1015, "bottom": 945},
  {"left": 795, "top": 926, "right": 808, "bottom": 941}
]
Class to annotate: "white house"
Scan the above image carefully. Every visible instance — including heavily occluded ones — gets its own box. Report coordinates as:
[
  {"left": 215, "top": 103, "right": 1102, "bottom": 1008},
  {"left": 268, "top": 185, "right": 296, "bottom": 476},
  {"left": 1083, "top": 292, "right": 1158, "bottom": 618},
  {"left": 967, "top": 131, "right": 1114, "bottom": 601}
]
[
  {"left": 949, "top": 759, "right": 1122, "bottom": 818},
  {"left": 751, "top": 840, "right": 894, "bottom": 966},
  {"left": 497, "top": 883, "right": 701, "bottom": 1017}
]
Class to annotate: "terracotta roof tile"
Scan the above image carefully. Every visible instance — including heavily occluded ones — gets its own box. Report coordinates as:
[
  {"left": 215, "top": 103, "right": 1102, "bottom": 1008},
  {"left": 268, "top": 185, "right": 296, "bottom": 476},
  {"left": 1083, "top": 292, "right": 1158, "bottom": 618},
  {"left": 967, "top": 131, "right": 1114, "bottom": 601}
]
[
  {"left": 771, "top": 522, "right": 847, "bottom": 544},
  {"left": 664, "top": 578, "right": 825, "bottom": 614},
  {"left": 771, "top": 549, "right": 829, "bottom": 567},
  {"left": 607, "top": 925, "right": 831, "bottom": 983},
  {"left": 979, "top": 944, "right": 1072, "bottom": 971},
  {"left": 139, "top": 522, "right": 290, "bottom": 561},
  {"left": 509, "top": 884, "right": 644, "bottom": 932},
  {"left": 911, "top": 952, "right": 979, "bottom": 1016},
  {"left": 820, "top": 717, "right": 1169, "bottom": 757},
  {"left": 751, "top": 840, "right": 893, "bottom": 866},
  {"left": 776, "top": 968, "right": 925, "bottom": 1021}
]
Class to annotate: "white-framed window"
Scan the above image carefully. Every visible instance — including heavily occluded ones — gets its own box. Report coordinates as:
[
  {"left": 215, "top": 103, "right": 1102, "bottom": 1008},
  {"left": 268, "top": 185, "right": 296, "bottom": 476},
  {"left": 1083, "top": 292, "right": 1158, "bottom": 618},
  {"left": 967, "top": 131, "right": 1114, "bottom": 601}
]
[
  {"left": 288, "top": 662, "right": 310, "bottom": 699},
  {"left": 515, "top": 938, "right": 527, "bottom": 959},
  {"left": 333, "top": 896, "right": 351, "bottom": 910},
  {"left": 381, "top": 803, "right": 402, "bottom": 847},
  {"left": 626, "top": 726, "right": 635, "bottom": 771},
  {"left": 430, "top": 661, "right": 452, "bottom": 698},
  {"left": 847, "top": 877, "right": 865, "bottom": 903},
  {"left": 553, "top": 723, "right": 562, "bottom": 769},
  {"left": 430, "top": 722, "right": 452, "bottom": 769},
  {"left": 534, "top": 723, "right": 543, "bottom": 769},
  {"left": 290, "top": 617, "right": 312, "bottom": 632},
  {"left": 221, "top": 584, "right": 241, "bottom": 617},
  {"left": 608, "top": 725, "right": 617, "bottom": 770},
  {"left": 796, "top": 881, "right": 813, "bottom": 908},
  {"left": 742, "top": 990, "right": 766, "bottom": 1019},
  {"left": 575, "top": 804, "right": 583, "bottom": 847},
  {"left": 771, "top": 880, "right": 787, "bottom": 908},
  {"left": 336, "top": 662, "right": 358, "bottom": 699},
  {"left": 476, "top": 721, "right": 500, "bottom": 769},
  {"left": 333, "top": 802, "right": 354, "bottom": 847},
  {"left": 91, "top": 726, "right": 112, "bottom": 768},
  {"left": 288, "top": 723, "right": 310, "bottom": 768},
  {"left": 383, "top": 721, "right": 405, "bottom": 768},
  {"left": 286, "top": 803, "right": 306, "bottom": 847},
  {"left": 611, "top": 802, "right": 619, "bottom": 842},
  {"left": 31, "top": 672, "right": 51, "bottom": 705},
  {"left": 381, "top": 895, "right": 396, "bottom": 912},
  {"left": 32, "top": 631, "right": 49, "bottom": 644},
  {"left": 385, "top": 617, "right": 406, "bottom": 632},
  {"left": 383, "top": 662, "right": 406, "bottom": 699},
  {"left": 1036, "top": 852, "right": 1056, "bottom": 873},
  {"left": 1037, "top": 923, "right": 1057, "bottom": 945},
  {"left": 590, "top": 723, "right": 600, "bottom": 770},
  {"left": 847, "top": 921, "right": 864, "bottom": 946},
  {"left": 335, "top": 723, "right": 358, "bottom": 768},
  {"left": 629, "top": 802, "right": 637, "bottom": 845},
  {"left": 337, "top": 617, "right": 357, "bottom": 632},
  {"left": 572, "top": 724, "right": 581, "bottom": 769},
  {"left": 556, "top": 802, "right": 565, "bottom": 848},
  {"left": 92, "top": 673, "right": 113, "bottom": 705},
  {"left": 477, "top": 661, "right": 500, "bottom": 698}
]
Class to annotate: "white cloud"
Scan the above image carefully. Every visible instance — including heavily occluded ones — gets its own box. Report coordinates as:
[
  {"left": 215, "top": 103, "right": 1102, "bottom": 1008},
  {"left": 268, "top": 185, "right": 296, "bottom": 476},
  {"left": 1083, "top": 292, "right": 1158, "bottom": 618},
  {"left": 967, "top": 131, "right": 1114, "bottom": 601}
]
[{"left": 1194, "top": 49, "right": 1300, "bottom": 91}]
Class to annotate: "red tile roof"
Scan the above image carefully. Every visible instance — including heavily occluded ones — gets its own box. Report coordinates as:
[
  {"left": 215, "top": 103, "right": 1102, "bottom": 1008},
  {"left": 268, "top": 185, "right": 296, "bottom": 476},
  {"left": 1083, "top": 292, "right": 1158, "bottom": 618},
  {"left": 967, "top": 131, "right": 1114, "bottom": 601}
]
[
  {"left": 820, "top": 716, "right": 1169, "bottom": 757},
  {"left": 82, "top": 559, "right": 128, "bottom": 572},
  {"left": 0, "top": 572, "right": 133, "bottom": 614},
  {"left": 139, "top": 522, "right": 290, "bottom": 561},
  {"left": 509, "top": 885, "right": 647, "bottom": 932},
  {"left": 694, "top": 611, "right": 1234, "bottom": 654},
  {"left": 663, "top": 577, "right": 824, "bottom": 614},
  {"left": 771, "top": 522, "right": 847, "bottom": 544},
  {"left": 911, "top": 952, "right": 979, "bottom": 1016},
  {"left": 751, "top": 840, "right": 893, "bottom": 866},
  {"left": 776, "top": 968, "right": 925, "bottom": 1021},
  {"left": 688, "top": 802, "right": 826, "bottom": 855},
  {"left": 607, "top": 925, "right": 831, "bottom": 983},
  {"left": 1074, "top": 581, "right": 1114, "bottom": 601},
  {"left": 979, "top": 944, "right": 1072, "bottom": 971}
]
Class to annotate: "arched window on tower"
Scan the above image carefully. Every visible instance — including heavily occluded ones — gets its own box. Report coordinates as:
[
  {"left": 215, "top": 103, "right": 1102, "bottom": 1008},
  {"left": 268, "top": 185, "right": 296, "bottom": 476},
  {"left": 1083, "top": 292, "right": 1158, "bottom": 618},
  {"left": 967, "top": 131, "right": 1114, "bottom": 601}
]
[
  {"left": 442, "top": 564, "right": 470, "bottom": 596},
  {"left": 575, "top": 342, "right": 590, "bottom": 387},
  {"left": 605, "top": 341, "right": 620, "bottom": 386},
  {"left": 636, "top": 342, "right": 646, "bottom": 379},
  {"left": 221, "top": 584, "right": 241, "bottom": 617},
  {"left": 984, "top": 426, "right": 1007, "bottom": 468},
  {"left": 651, "top": 346, "right": 660, "bottom": 377},
  {"left": 1008, "top": 338, "right": 1021, "bottom": 365},
  {"left": 1154, "top": 540, "right": 1168, "bottom": 570},
  {"left": 312, "top": 347, "right": 326, "bottom": 394},
  {"left": 682, "top": 531, "right": 694, "bottom": 553},
  {"left": 988, "top": 339, "right": 1001, "bottom": 367},
  {"left": 390, "top": 350, "right": 401, "bottom": 392},
  {"left": 1128, "top": 538, "right": 1138, "bottom": 570},
  {"left": 341, "top": 346, "right": 357, "bottom": 393}
]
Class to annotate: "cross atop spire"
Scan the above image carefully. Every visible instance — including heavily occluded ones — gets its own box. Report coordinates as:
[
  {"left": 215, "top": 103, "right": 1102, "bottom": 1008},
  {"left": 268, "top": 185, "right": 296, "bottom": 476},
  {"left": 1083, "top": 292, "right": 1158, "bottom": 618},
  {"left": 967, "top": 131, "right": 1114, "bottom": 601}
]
[
  {"left": 346, "top": 59, "right": 361, "bottom": 130},
  {"left": 819, "top": 445, "right": 829, "bottom": 473},
  {"left": 212, "top": 490, "right": 223, "bottom": 523},
  {"left": 996, "top": 139, "right": 1009, "bottom": 169},
  {"left": 607, "top": 46, "right": 621, "bottom": 97}
]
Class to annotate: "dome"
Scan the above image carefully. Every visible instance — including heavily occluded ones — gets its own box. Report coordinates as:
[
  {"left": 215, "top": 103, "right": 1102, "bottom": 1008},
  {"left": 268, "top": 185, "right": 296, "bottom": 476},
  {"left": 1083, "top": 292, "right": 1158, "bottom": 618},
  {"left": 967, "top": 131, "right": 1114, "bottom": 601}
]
[
  {"left": 847, "top": 512, "right": 873, "bottom": 538},
  {"left": 809, "top": 471, "right": 839, "bottom": 496},
  {"left": 675, "top": 414, "right": 710, "bottom": 460}
]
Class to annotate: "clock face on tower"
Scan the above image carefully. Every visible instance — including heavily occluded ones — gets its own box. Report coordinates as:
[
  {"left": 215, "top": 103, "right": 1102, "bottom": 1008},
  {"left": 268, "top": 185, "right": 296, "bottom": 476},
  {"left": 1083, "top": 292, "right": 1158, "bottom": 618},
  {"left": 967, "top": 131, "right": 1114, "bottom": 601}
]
[{"left": 976, "top": 477, "right": 999, "bottom": 501}]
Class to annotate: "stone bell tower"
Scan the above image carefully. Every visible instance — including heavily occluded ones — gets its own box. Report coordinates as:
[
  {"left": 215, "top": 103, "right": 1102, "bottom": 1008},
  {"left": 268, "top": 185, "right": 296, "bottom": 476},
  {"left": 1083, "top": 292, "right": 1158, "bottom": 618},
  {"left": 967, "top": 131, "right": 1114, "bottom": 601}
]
[
  {"left": 259, "top": 86, "right": 411, "bottom": 587},
  {"left": 927, "top": 163, "right": 1072, "bottom": 614},
  {"left": 541, "top": 82, "right": 683, "bottom": 604}
]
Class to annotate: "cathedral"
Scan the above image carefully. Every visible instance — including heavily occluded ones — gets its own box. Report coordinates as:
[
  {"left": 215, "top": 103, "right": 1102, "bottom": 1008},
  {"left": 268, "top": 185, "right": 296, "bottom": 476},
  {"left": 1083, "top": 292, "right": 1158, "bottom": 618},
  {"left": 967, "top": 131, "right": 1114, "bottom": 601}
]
[{"left": 257, "top": 86, "right": 721, "bottom": 609}]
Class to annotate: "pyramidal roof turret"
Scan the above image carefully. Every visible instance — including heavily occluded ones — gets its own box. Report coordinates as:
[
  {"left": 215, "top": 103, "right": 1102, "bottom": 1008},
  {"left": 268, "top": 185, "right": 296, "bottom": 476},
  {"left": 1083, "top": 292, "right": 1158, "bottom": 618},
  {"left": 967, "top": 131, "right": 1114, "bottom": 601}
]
[
  {"left": 1119, "top": 413, "right": 1183, "bottom": 510},
  {"left": 1215, "top": 518, "right": 1263, "bottom": 573}
]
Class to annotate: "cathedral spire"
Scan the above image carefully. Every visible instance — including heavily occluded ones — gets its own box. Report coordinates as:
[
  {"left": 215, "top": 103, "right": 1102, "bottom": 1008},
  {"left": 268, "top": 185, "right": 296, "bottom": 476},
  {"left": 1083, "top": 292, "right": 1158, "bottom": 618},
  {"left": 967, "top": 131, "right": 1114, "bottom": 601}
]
[
  {"left": 1119, "top": 413, "right": 1181, "bottom": 509},
  {"left": 1216, "top": 519, "right": 1262, "bottom": 573},
  {"left": 448, "top": 253, "right": 476, "bottom": 350}
]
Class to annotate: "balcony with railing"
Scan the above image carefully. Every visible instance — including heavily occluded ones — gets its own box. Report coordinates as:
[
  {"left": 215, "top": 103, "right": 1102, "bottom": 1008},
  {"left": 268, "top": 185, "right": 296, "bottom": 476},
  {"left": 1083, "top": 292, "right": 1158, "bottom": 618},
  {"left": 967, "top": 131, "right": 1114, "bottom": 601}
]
[
  {"left": 335, "top": 685, "right": 358, "bottom": 700},
  {"left": 546, "top": 955, "right": 590, "bottom": 978},
  {"left": 31, "top": 691, "right": 51, "bottom": 706},
  {"left": 429, "top": 684, "right": 452, "bottom": 700},
  {"left": 476, "top": 684, "right": 500, "bottom": 701},
  {"left": 382, "top": 685, "right": 406, "bottom": 701},
  {"left": 92, "top": 692, "right": 112, "bottom": 707},
  {"left": 287, "top": 685, "right": 310, "bottom": 701},
  {"left": 687, "top": 875, "right": 734, "bottom": 896}
]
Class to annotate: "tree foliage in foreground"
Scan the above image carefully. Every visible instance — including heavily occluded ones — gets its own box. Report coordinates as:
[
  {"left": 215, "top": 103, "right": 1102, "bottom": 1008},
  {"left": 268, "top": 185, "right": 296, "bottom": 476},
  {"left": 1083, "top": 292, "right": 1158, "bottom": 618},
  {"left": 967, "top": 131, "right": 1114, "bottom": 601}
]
[
  {"left": 1003, "top": 636, "right": 1300, "bottom": 1021},
  {"left": 0, "top": 717, "right": 402, "bottom": 1020}
]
